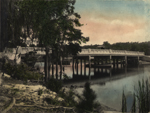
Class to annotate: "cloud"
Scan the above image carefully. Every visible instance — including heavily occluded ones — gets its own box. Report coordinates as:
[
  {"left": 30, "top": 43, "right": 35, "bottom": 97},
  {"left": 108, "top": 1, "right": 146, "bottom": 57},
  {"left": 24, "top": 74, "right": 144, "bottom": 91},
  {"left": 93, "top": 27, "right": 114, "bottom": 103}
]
[
  {"left": 74, "top": 0, "right": 150, "bottom": 46},
  {"left": 78, "top": 11, "right": 147, "bottom": 45}
]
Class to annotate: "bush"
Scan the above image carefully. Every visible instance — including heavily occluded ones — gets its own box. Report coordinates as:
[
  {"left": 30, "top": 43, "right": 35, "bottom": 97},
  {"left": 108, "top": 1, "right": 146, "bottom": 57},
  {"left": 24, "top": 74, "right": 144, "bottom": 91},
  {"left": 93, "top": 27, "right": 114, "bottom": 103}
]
[
  {"left": 23, "top": 51, "right": 37, "bottom": 68},
  {"left": 4, "top": 62, "right": 15, "bottom": 75},
  {"left": 76, "top": 82, "right": 98, "bottom": 112},
  {"left": 44, "top": 98, "right": 60, "bottom": 106},
  {"left": 4, "top": 63, "right": 42, "bottom": 81},
  {"left": 38, "top": 88, "right": 43, "bottom": 96},
  {"left": 45, "top": 78, "right": 63, "bottom": 93},
  {"left": 58, "top": 89, "right": 77, "bottom": 107}
]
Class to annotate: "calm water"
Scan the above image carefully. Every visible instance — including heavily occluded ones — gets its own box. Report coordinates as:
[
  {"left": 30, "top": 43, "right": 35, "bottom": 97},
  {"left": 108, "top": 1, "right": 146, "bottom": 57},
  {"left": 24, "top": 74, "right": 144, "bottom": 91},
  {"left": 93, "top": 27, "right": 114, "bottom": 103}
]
[
  {"left": 73, "top": 65, "right": 150, "bottom": 112},
  {"left": 35, "top": 62, "right": 150, "bottom": 111}
]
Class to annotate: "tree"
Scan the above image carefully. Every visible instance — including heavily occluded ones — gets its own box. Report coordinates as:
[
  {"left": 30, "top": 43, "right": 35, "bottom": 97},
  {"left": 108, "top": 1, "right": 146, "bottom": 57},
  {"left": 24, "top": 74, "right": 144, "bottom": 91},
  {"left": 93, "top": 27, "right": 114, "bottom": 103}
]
[
  {"left": 7, "top": 0, "right": 26, "bottom": 48},
  {"left": 103, "top": 41, "right": 111, "bottom": 49},
  {"left": 77, "top": 82, "right": 97, "bottom": 112},
  {"left": 9, "top": 0, "right": 89, "bottom": 81}
]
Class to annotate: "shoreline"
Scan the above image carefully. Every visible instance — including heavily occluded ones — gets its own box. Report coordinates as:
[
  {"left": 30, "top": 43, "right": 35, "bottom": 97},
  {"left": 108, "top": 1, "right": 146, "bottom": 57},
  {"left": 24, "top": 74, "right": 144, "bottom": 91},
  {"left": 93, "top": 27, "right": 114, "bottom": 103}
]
[{"left": 0, "top": 72, "right": 117, "bottom": 113}]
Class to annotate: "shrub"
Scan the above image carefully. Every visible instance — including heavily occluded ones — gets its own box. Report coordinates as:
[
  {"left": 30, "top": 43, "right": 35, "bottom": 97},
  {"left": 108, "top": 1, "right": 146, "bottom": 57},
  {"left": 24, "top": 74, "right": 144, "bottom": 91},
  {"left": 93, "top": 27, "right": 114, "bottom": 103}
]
[
  {"left": 4, "top": 63, "right": 42, "bottom": 81},
  {"left": 38, "top": 88, "right": 43, "bottom": 96},
  {"left": 44, "top": 98, "right": 60, "bottom": 106},
  {"left": 76, "top": 82, "right": 98, "bottom": 112},
  {"left": 45, "top": 78, "right": 63, "bottom": 93},
  {"left": 58, "top": 89, "right": 77, "bottom": 107},
  {"left": 4, "top": 62, "right": 15, "bottom": 75}
]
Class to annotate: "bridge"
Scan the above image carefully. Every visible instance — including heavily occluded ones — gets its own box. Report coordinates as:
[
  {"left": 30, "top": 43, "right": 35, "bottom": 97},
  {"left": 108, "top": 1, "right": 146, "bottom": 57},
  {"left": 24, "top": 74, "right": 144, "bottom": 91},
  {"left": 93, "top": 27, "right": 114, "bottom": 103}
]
[
  {"left": 72, "top": 49, "right": 145, "bottom": 77},
  {"left": 0, "top": 46, "right": 145, "bottom": 66},
  {"left": 78, "top": 49, "right": 144, "bottom": 57},
  {"left": 0, "top": 46, "right": 146, "bottom": 80}
]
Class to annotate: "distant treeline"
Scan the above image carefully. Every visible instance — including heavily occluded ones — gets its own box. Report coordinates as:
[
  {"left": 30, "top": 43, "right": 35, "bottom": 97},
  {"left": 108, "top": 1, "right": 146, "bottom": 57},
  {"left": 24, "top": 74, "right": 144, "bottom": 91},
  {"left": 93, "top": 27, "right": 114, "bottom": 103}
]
[{"left": 82, "top": 41, "right": 150, "bottom": 55}]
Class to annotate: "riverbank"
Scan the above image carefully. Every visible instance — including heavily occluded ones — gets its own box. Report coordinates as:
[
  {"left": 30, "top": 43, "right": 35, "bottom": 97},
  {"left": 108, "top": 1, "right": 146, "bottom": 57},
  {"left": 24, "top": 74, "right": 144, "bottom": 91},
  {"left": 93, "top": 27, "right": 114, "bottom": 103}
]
[{"left": 0, "top": 72, "right": 117, "bottom": 113}]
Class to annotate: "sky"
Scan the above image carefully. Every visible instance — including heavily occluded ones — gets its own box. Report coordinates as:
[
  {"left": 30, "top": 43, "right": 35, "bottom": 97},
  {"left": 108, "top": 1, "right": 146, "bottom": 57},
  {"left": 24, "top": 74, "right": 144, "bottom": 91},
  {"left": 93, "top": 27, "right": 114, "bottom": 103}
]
[{"left": 74, "top": 0, "right": 150, "bottom": 45}]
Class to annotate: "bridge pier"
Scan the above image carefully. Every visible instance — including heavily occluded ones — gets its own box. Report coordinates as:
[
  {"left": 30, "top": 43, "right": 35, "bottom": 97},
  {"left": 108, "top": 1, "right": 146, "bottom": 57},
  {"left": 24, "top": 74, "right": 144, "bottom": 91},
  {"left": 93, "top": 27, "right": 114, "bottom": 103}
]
[
  {"left": 94, "top": 57, "right": 96, "bottom": 73},
  {"left": 116, "top": 59, "right": 119, "bottom": 69},
  {"left": 80, "top": 59, "right": 82, "bottom": 75},
  {"left": 84, "top": 58, "right": 86, "bottom": 76},
  {"left": 72, "top": 57, "right": 74, "bottom": 75},
  {"left": 70, "top": 49, "right": 143, "bottom": 79},
  {"left": 89, "top": 55, "right": 91, "bottom": 80}
]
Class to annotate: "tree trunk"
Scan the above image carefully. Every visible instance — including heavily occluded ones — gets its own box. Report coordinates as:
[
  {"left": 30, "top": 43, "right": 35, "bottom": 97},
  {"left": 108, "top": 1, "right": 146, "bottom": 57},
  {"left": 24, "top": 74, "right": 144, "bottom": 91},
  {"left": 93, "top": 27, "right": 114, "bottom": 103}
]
[
  {"left": 45, "top": 47, "right": 49, "bottom": 82},
  {"left": 48, "top": 51, "right": 51, "bottom": 80},
  {"left": 60, "top": 56, "right": 62, "bottom": 80}
]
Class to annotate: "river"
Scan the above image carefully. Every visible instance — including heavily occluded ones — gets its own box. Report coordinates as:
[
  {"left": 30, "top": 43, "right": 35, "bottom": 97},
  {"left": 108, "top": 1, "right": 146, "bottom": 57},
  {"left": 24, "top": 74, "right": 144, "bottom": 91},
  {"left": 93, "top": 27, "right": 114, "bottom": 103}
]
[{"left": 35, "top": 62, "right": 150, "bottom": 112}]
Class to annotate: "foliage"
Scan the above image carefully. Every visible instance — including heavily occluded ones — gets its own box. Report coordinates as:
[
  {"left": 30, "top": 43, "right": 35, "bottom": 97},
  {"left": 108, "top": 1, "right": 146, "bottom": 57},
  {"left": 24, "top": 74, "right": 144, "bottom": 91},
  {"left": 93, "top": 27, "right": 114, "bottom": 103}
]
[
  {"left": 63, "top": 73, "right": 70, "bottom": 80},
  {"left": 4, "top": 62, "right": 15, "bottom": 75},
  {"left": 58, "top": 89, "right": 77, "bottom": 107},
  {"left": 23, "top": 51, "right": 37, "bottom": 68},
  {"left": 7, "top": 0, "right": 26, "bottom": 48},
  {"left": 103, "top": 41, "right": 111, "bottom": 49},
  {"left": 131, "top": 92, "right": 136, "bottom": 113},
  {"left": 109, "top": 41, "right": 150, "bottom": 55},
  {"left": 76, "top": 82, "right": 98, "bottom": 112},
  {"left": 15, "top": 0, "right": 89, "bottom": 54},
  {"left": 38, "top": 88, "right": 43, "bottom": 96},
  {"left": 9, "top": 0, "right": 89, "bottom": 82},
  {"left": 44, "top": 97, "right": 60, "bottom": 106},
  {"left": 4, "top": 62, "right": 42, "bottom": 81},
  {"left": 122, "top": 90, "right": 127, "bottom": 112},
  {"left": 136, "top": 79, "right": 149, "bottom": 113},
  {"left": 45, "top": 78, "right": 63, "bottom": 93},
  {"left": 122, "top": 79, "right": 150, "bottom": 113}
]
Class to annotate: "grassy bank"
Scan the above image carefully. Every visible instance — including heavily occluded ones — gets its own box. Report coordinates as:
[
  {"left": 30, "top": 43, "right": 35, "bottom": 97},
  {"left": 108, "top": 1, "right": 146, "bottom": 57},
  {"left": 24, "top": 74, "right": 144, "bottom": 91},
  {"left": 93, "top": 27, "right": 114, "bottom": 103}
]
[{"left": 122, "top": 79, "right": 150, "bottom": 113}]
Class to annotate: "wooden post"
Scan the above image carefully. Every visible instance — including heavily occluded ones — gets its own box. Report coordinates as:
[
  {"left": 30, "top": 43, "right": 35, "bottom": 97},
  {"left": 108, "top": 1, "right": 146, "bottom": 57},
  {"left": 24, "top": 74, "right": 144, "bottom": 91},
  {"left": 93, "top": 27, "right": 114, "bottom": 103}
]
[
  {"left": 121, "top": 58, "right": 123, "bottom": 68},
  {"left": 84, "top": 58, "right": 86, "bottom": 76},
  {"left": 124, "top": 56, "right": 127, "bottom": 74},
  {"left": 72, "top": 57, "right": 74, "bottom": 75},
  {"left": 116, "top": 58, "right": 119, "bottom": 69},
  {"left": 80, "top": 58, "right": 82, "bottom": 75},
  {"left": 45, "top": 47, "right": 49, "bottom": 82},
  {"left": 110, "top": 55, "right": 112, "bottom": 64},
  {"left": 94, "top": 56, "right": 96, "bottom": 73},
  {"left": 89, "top": 55, "right": 91, "bottom": 80},
  {"left": 98, "top": 57, "right": 100, "bottom": 72},
  {"left": 48, "top": 49, "right": 51, "bottom": 80},
  {"left": 137, "top": 56, "right": 139, "bottom": 65},
  {"left": 48, "top": 54, "right": 51, "bottom": 80},
  {"left": 109, "top": 68, "right": 112, "bottom": 77},
  {"left": 125, "top": 56, "right": 127, "bottom": 67},
  {"left": 113, "top": 58, "right": 115, "bottom": 69},
  {"left": 101, "top": 58, "right": 103, "bottom": 73}
]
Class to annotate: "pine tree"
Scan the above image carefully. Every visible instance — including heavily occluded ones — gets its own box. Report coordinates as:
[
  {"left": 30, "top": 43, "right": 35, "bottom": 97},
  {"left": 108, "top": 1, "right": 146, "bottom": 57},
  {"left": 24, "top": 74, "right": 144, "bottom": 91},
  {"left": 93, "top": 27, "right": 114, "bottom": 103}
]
[{"left": 77, "top": 82, "right": 97, "bottom": 112}]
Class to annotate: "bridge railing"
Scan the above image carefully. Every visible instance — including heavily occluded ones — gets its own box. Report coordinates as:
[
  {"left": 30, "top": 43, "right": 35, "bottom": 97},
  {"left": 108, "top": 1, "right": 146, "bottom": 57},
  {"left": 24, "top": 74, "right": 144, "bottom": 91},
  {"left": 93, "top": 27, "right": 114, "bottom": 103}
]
[{"left": 79, "top": 49, "right": 144, "bottom": 56}]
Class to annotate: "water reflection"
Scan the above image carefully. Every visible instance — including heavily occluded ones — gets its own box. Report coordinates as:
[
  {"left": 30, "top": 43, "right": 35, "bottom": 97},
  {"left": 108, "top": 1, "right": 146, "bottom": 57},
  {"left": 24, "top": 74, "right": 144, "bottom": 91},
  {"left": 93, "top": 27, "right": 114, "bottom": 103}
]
[
  {"left": 35, "top": 62, "right": 150, "bottom": 111},
  {"left": 72, "top": 65, "right": 149, "bottom": 112}
]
